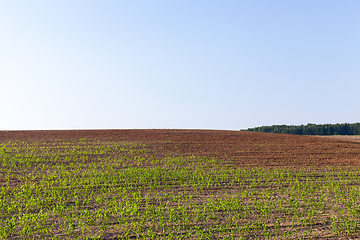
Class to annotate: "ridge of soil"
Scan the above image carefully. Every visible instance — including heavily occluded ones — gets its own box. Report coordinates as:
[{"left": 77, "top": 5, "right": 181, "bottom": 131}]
[{"left": 0, "top": 129, "right": 359, "bottom": 168}]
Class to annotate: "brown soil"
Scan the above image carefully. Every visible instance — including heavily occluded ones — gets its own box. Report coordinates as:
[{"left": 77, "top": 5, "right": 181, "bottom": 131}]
[
  {"left": 0, "top": 129, "right": 359, "bottom": 168},
  {"left": 316, "top": 135, "right": 360, "bottom": 142}
]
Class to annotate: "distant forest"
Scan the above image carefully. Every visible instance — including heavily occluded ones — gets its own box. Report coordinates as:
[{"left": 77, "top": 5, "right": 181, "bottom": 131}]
[{"left": 243, "top": 123, "right": 360, "bottom": 135}]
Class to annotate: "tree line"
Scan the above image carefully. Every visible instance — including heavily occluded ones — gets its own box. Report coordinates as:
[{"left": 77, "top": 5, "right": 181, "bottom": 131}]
[{"left": 243, "top": 123, "right": 360, "bottom": 135}]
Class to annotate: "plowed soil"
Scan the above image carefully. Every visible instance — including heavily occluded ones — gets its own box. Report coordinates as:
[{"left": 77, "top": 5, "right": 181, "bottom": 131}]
[{"left": 0, "top": 129, "right": 359, "bottom": 168}]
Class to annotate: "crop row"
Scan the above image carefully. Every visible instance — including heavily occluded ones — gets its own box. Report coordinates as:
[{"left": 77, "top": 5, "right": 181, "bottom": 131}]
[{"left": 0, "top": 140, "right": 359, "bottom": 239}]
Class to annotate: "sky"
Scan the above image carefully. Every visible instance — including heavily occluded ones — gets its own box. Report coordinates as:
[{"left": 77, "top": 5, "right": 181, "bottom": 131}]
[{"left": 1, "top": 1, "right": 359, "bottom": 130}]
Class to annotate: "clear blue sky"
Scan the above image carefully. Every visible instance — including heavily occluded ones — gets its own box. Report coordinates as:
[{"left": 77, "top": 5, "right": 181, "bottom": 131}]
[{"left": 1, "top": 1, "right": 359, "bottom": 130}]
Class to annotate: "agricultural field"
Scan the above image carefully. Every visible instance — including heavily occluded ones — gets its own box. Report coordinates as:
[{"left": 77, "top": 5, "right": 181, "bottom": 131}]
[{"left": 0, "top": 129, "right": 360, "bottom": 239}]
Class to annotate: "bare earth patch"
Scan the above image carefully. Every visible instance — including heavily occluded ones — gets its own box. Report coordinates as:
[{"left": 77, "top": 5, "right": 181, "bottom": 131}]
[
  {"left": 1, "top": 129, "right": 360, "bottom": 168},
  {"left": 315, "top": 135, "right": 360, "bottom": 143}
]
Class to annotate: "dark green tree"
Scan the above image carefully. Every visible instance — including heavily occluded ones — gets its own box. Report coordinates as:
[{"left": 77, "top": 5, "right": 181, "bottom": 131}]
[{"left": 243, "top": 122, "right": 360, "bottom": 135}]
